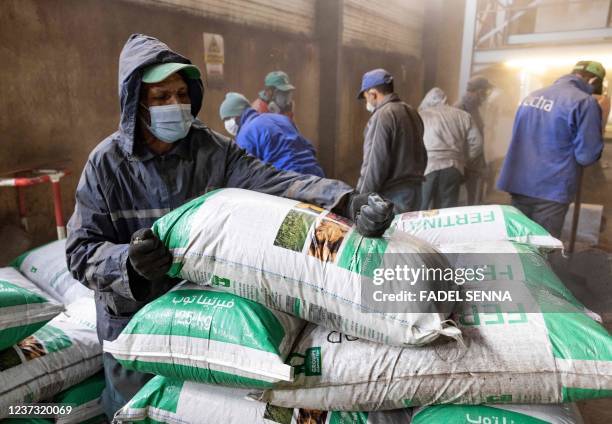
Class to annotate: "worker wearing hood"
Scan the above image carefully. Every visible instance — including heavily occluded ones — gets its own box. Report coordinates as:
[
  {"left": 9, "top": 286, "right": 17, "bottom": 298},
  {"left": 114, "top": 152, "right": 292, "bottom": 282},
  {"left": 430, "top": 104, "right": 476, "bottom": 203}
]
[
  {"left": 419, "top": 87, "right": 483, "bottom": 209},
  {"left": 65, "top": 34, "right": 394, "bottom": 418}
]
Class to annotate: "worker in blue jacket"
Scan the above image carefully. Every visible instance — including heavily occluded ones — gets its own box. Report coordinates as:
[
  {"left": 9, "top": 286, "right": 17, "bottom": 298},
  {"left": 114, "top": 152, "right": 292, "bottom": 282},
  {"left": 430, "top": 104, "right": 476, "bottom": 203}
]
[
  {"left": 220, "top": 92, "right": 325, "bottom": 177},
  {"left": 497, "top": 61, "right": 606, "bottom": 237}
]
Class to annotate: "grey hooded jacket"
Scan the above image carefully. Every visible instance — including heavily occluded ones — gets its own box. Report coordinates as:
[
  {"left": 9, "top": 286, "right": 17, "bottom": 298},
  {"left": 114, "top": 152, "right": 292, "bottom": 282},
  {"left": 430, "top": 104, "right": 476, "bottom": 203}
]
[
  {"left": 356, "top": 93, "right": 427, "bottom": 195},
  {"left": 419, "top": 88, "right": 483, "bottom": 176},
  {"left": 65, "top": 34, "right": 353, "bottom": 343}
]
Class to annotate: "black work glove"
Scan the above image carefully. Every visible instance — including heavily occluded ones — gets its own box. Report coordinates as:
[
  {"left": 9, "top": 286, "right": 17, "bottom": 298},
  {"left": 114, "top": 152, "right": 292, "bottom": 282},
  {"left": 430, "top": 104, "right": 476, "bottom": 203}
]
[
  {"left": 128, "top": 228, "right": 172, "bottom": 282},
  {"left": 347, "top": 193, "right": 395, "bottom": 238}
]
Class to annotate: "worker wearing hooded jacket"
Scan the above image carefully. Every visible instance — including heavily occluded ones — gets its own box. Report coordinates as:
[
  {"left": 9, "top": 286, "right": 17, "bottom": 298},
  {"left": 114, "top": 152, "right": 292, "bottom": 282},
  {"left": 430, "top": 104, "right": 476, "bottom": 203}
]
[
  {"left": 419, "top": 87, "right": 483, "bottom": 209},
  {"left": 357, "top": 69, "right": 427, "bottom": 213},
  {"left": 65, "top": 34, "right": 394, "bottom": 419},
  {"left": 220, "top": 92, "right": 324, "bottom": 177},
  {"left": 497, "top": 61, "right": 606, "bottom": 237}
]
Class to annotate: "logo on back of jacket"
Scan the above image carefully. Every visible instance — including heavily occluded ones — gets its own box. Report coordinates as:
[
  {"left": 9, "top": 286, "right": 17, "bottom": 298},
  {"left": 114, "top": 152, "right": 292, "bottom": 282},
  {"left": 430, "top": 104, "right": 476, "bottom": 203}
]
[{"left": 521, "top": 95, "right": 555, "bottom": 112}]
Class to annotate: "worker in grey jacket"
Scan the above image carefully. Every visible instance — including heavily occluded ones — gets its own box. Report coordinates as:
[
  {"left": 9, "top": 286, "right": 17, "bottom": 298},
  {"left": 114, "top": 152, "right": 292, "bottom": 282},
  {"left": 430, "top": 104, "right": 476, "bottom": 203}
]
[
  {"left": 419, "top": 87, "right": 483, "bottom": 209},
  {"left": 357, "top": 69, "right": 427, "bottom": 213},
  {"left": 65, "top": 34, "right": 394, "bottom": 419}
]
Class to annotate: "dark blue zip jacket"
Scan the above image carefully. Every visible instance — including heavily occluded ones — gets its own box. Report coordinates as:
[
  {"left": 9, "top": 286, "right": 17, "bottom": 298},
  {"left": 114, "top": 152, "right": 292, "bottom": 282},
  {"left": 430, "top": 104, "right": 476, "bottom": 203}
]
[
  {"left": 237, "top": 107, "right": 324, "bottom": 177},
  {"left": 497, "top": 74, "right": 603, "bottom": 203},
  {"left": 65, "top": 34, "right": 352, "bottom": 343}
]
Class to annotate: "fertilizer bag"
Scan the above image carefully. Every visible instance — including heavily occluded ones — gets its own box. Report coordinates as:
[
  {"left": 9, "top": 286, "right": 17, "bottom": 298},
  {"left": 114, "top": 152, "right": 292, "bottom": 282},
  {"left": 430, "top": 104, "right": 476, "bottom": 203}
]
[
  {"left": 412, "top": 404, "right": 583, "bottom": 424},
  {"left": 104, "top": 283, "right": 305, "bottom": 387},
  {"left": 0, "top": 267, "right": 64, "bottom": 350},
  {"left": 115, "top": 375, "right": 413, "bottom": 424},
  {"left": 393, "top": 205, "right": 563, "bottom": 249},
  {"left": 152, "top": 188, "right": 459, "bottom": 347},
  {"left": 54, "top": 372, "right": 105, "bottom": 424},
  {"left": 0, "top": 297, "right": 102, "bottom": 418},
  {"left": 12, "top": 239, "right": 93, "bottom": 305},
  {"left": 255, "top": 242, "right": 612, "bottom": 410}
]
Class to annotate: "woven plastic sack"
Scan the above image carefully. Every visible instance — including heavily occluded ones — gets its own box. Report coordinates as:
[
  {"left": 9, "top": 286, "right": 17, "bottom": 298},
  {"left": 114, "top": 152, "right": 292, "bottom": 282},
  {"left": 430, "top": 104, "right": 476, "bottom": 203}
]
[
  {"left": 412, "top": 404, "right": 583, "bottom": 424},
  {"left": 115, "top": 375, "right": 413, "bottom": 424},
  {"left": 104, "top": 283, "right": 305, "bottom": 387},
  {"left": 393, "top": 205, "right": 563, "bottom": 250},
  {"left": 11, "top": 240, "right": 93, "bottom": 305},
  {"left": 254, "top": 242, "right": 612, "bottom": 410},
  {"left": 0, "top": 297, "right": 102, "bottom": 418},
  {"left": 54, "top": 371, "right": 105, "bottom": 424},
  {"left": 152, "top": 188, "right": 459, "bottom": 347},
  {"left": 0, "top": 267, "right": 64, "bottom": 351}
]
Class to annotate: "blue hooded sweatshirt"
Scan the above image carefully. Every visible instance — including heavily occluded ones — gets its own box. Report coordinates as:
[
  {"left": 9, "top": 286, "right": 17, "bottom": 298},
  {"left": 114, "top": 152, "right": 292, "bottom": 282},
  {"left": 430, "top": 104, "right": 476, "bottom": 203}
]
[
  {"left": 237, "top": 108, "right": 325, "bottom": 177},
  {"left": 497, "top": 74, "right": 603, "bottom": 204}
]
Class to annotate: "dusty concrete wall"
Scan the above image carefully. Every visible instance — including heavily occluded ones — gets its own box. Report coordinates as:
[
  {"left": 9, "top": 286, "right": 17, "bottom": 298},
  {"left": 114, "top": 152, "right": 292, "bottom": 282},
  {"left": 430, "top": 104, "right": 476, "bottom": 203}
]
[
  {"left": 0, "top": 0, "right": 320, "bottom": 248},
  {"left": 336, "top": 48, "right": 423, "bottom": 185}
]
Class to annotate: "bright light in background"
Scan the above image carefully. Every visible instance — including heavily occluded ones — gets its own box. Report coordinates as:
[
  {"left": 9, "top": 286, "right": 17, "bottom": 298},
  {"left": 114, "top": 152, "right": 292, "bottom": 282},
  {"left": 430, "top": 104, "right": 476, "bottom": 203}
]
[{"left": 504, "top": 55, "right": 612, "bottom": 74}]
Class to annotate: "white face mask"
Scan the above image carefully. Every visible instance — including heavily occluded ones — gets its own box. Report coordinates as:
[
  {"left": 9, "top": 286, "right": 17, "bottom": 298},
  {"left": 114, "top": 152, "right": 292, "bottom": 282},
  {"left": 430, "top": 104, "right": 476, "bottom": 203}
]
[
  {"left": 224, "top": 118, "right": 239, "bottom": 136},
  {"left": 366, "top": 102, "right": 376, "bottom": 113}
]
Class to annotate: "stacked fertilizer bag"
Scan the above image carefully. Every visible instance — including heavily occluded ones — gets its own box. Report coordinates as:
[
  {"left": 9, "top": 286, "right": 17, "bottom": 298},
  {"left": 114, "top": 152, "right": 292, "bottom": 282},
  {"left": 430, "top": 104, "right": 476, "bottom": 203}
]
[
  {"left": 1, "top": 244, "right": 104, "bottom": 422},
  {"left": 103, "top": 189, "right": 611, "bottom": 423}
]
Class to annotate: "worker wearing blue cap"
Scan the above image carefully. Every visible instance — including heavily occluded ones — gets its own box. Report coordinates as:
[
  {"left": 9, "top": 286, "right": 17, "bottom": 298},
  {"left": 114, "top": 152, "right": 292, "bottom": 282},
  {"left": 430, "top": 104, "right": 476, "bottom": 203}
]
[{"left": 356, "top": 69, "right": 428, "bottom": 213}]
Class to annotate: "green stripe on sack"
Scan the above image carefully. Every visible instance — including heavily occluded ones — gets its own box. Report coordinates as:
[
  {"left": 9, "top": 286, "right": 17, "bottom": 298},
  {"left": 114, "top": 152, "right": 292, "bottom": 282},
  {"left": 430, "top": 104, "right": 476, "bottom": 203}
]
[
  {"left": 116, "top": 359, "right": 275, "bottom": 389},
  {"left": 124, "top": 289, "right": 285, "bottom": 354},
  {"left": 562, "top": 386, "right": 612, "bottom": 402},
  {"left": 542, "top": 312, "right": 612, "bottom": 361},
  {"left": 412, "top": 405, "right": 549, "bottom": 424},
  {"left": 34, "top": 325, "right": 72, "bottom": 353},
  {"left": 328, "top": 411, "right": 369, "bottom": 424},
  {"left": 152, "top": 189, "right": 223, "bottom": 276},
  {"left": 501, "top": 205, "right": 549, "bottom": 238},
  {"left": 128, "top": 376, "right": 183, "bottom": 413},
  {"left": 55, "top": 372, "right": 105, "bottom": 406},
  {"left": 0, "top": 279, "right": 48, "bottom": 307},
  {"left": 337, "top": 231, "right": 388, "bottom": 277},
  {"left": 0, "top": 321, "right": 49, "bottom": 351}
]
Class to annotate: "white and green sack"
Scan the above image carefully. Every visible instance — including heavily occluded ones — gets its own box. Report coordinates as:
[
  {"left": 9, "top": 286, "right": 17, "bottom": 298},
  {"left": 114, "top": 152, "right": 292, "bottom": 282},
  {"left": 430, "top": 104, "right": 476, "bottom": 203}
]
[
  {"left": 12, "top": 240, "right": 93, "bottom": 305},
  {"left": 54, "top": 371, "right": 105, "bottom": 424},
  {"left": 0, "top": 297, "right": 102, "bottom": 418},
  {"left": 255, "top": 242, "right": 612, "bottom": 410},
  {"left": 115, "top": 375, "right": 413, "bottom": 424},
  {"left": 152, "top": 188, "right": 458, "bottom": 347},
  {"left": 0, "top": 267, "right": 64, "bottom": 351},
  {"left": 412, "top": 404, "right": 583, "bottom": 424},
  {"left": 393, "top": 205, "right": 563, "bottom": 250},
  {"left": 104, "top": 283, "right": 304, "bottom": 387}
]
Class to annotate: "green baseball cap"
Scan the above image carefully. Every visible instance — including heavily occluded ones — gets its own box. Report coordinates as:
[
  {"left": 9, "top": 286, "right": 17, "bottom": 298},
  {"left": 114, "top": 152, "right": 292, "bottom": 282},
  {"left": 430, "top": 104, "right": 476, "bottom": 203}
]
[
  {"left": 264, "top": 71, "right": 295, "bottom": 91},
  {"left": 573, "top": 60, "right": 606, "bottom": 80},
  {"left": 141, "top": 62, "right": 201, "bottom": 83},
  {"left": 219, "top": 92, "right": 251, "bottom": 120}
]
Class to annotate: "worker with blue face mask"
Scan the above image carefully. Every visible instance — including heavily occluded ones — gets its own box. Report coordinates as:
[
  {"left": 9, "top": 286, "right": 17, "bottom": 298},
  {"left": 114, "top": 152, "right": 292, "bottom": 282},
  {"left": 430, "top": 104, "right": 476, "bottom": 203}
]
[{"left": 66, "top": 34, "right": 395, "bottom": 421}]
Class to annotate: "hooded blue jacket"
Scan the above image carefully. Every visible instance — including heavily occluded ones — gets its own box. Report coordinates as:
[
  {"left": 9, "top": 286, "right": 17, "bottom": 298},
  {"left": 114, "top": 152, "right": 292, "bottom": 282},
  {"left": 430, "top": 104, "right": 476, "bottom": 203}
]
[
  {"left": 237, "top": 108, "right": 324, "bottom": 177},
  {"left": 65, "top": 34, "right": 352, "bottom": 343},
  {"left": 497, "top": 74, "right": 603, "bottom": 203}
]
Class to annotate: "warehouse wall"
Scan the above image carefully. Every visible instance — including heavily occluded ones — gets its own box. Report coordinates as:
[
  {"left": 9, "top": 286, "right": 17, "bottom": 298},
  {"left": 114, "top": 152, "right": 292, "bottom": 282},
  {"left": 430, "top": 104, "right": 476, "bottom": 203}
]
[
  {"left": 0, "top": 0, "right": 321, "bottom": 249},
  {"left": 0, "top": 0, "right": 425, "bottom": 253}
]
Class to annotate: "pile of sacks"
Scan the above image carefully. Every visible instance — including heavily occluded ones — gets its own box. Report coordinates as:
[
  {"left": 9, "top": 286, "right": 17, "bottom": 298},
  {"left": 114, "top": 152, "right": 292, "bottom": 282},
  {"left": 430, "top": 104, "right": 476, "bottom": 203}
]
[
  {"left": 98, "top": 188, "right": 610, "bottom": 424},
  {"left": 0, "top": 240, "right": 106, "bottom": 423}
]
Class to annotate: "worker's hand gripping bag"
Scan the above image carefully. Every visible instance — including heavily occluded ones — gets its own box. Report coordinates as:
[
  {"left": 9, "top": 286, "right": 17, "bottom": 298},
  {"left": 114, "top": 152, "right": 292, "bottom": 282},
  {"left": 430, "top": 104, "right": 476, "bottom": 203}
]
[
  {"left": 151, "top": 188, "right": 460, "bottom": 347},
  {"left": 253, "top": 242, "right": 612, "bottom": 411},
  {"left": 393, "top": 205, "right": 563, "bottom": 250},
  {"left": 412, "top": 404, "right": 583, "bottom": 424},
  {"left": 104, "top": 283, "right": 305, "bottom": 387},
  {"left": 0, "top": 297, "right": 102, "bottom": 418},
  {"left": 114, "top": 375, "right": 413, "bottom": 424},
  {"left": 0, "top": 267, "right": 64, "bottom": 350}
]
